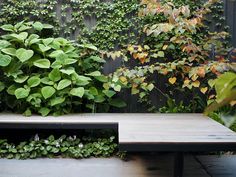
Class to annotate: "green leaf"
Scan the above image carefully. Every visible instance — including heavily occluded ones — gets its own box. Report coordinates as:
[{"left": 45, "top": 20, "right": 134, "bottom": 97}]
[
  {"left": 103, "top": 90, "right": 116, "bottom": 98},
  {"left": 0, "top": 82, "right": 5, "bottom": 92},
  {"left": 89, "top": 56, "right": 105, "bottom": 63},
  {"left": 1, "top": 24, "right": 14, "bottom": 32},
  {"left": 34, "top": 59, "right": 50, "bottom": 68},
  {"left": 10, "top": 32, "right": 28, "bottom": 41},
  {"left": 1, "top": 48, "right": 16, "bottom": 56},
  {"left": 15, "top": 88, "right": 30, "bottom": 99},
  {"left": 109, "top": 99, "right": 127, "bottom": 108},
  {"left": 49, "top": 68, "right": 61, "bottom": 82},
  {"left": 215, "top": 72, "right": 236, "bottom": 103},
  {"left": 94, "top": 76, "right": 108, "bottom": 82},
  {"left": 39, "top": 107, "right": 50, "bottom": 116},
  {"left": 23, "top": 109, "right": 32, "bottom": 117},
  {"left": 78, "top": 44, "right": 98, "bottom": 50},
  {"left": 0, "top": 40, "right": 11, "bottom": 49},
  {"left": 64, "top": 59, "right": 77, "bottom": 65},
  {"left": 57, "top": 79, "right": 71, "bottom": 90},
  {"left": 94, "top": 95, "right": 105, "bottom": 103},
  {"left": 50, "top": 97, "right": 65, "bottom": 106},
  {"left": 27, "top": 76, "right": 41, "bottom": 87},
  {"left": 33, "top": 22, "right": 44, "bottom": 31},
  {"left": 41, "top": 86, "right": 56, "bottom": 99},
  {"left": 27, "top": 34, "right": 40, "bottom": 45},
  {"left": 7, "top": 85, "right": 17, "bottom": 95},
  {"left": 157, "top": 51, "right": 165, "bottom": 57},
  {"left": 49, "top": 50, "right": 64, "bottom": 58},
  {"left": 16, "top": 48, "right": 34, "bottom": 62},
  {"left": 114, "top": 85, "right": 121, "bottom": 92},
  {"left": 60, "top": 68, "right": 75, "bottom": 75},
  {"left": 89, "top": 87, "right": 98, "bottom": 95},
  {"left": 86, "top": 71, "right": 101, "bottom": 77},
  {"left": 43, "top": 38, "right": 54, "bottom": 46},
  {"left": 70, "top": 87, "right": 84, "bottom": 98},
  {"left": 43, "top": 24, "right": 54, "bottom": 29},
  {"left": 38, "top": 44, "right": 51, "bottom": 53},
  {"left": 0, "top": 54, "right": 11, "bottom": 66},
  {"left": 14, "top": 75, "right": 29, "bottom": 83}
]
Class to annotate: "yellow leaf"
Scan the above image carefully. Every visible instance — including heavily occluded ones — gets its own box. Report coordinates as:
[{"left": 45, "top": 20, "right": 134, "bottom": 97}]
[
  {"left": 192, "top": 80, "right": 200, "bottom": 87},
  {"left": 200, "top": 87, "right": 208, "bottom": 94},
  {"left": 119, "top": 76, "right": 127, "bottom": 83},
  {"left": 168, "top": 77, "right": 177, "bottom": 84},
  {"left": 127, "top": 45, "right": 134, "bottom": 53},
  {"left": 230, "top": 100, "right": 236, "bottom": 106},
  {"left": 163, "top": 45, "right": 168, "bottom": 50},
  {"left": 191, "top": 74, "right": 198, "bottom": 81}
]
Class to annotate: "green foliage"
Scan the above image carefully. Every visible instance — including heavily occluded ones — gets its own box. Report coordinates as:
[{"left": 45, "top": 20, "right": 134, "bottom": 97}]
[
  {"left": 159, "top": 99, "right": 192, "bottom": 113},
  {"left": 0, "top": 0, "right": 140, "bottom": 50},
  {"left": 0, "top": 21, "right": 125, "bottom": 116},
  {"left": 0, "top": 135, "right": 117, "bottom": 159}
]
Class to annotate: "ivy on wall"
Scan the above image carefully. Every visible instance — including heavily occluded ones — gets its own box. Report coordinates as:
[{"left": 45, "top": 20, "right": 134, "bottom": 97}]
[
  {"left": 0, "top": 0, "right": 231, "bottom": 113},
  {"left": 0, "top": 0, "right": 140, "bottom": 50}
]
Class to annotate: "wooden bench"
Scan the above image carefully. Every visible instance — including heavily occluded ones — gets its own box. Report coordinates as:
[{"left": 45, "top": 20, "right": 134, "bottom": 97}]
[{"left": 1, "top": 113, "right": 236, "bottom": 177}]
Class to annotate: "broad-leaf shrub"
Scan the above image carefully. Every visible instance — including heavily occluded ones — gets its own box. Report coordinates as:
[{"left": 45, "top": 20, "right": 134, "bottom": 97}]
[{"left": 0, "top": 21, "right": 125, "bottom": 116}]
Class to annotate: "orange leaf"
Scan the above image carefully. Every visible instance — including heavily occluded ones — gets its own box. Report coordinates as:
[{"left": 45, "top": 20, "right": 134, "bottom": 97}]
[{"left": 197, "top": 67, "right": 205, "bottom": 78}]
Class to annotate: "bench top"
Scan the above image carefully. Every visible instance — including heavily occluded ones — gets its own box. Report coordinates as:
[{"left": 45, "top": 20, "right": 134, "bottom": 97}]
[{"left": 0, "top": 113, "right": 236, "bottom": 151}]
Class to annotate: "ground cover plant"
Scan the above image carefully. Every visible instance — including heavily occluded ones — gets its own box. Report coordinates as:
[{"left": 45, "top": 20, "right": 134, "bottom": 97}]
[
  {"left": 0, "top": 21, "right": 126, "bottom": 116},
  {"left": 0, "top": 134, "right": 118, "bottom": 159}
]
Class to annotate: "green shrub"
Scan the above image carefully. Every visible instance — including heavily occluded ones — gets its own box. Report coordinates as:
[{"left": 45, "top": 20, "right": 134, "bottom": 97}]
[{"left": 0, "top": 21, "right": 126, "bottom": 116}]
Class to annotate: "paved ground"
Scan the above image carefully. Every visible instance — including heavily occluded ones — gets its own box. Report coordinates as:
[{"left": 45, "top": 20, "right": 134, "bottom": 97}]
[{"left": 0, "top": 154, "right": 235, "bottom": 177}]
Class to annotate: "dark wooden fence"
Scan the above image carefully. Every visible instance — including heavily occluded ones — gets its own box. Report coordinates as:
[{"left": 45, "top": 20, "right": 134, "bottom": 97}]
[
  {"left": 224, "top": 0, "right": 236, "bottom": 47},
  {"left": 0, "top": 0, "right": 235, "bottom": 112}
]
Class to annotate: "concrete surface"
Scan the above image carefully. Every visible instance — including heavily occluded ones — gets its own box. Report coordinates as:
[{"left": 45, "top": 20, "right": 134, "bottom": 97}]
[{"left": 0, "top": 154, "right": 235, "bottom": 177}]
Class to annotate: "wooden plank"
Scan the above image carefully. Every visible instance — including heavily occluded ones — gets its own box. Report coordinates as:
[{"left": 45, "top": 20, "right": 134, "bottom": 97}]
[{"left": 1, "top": 113, "right": 236, "bottom": 152}]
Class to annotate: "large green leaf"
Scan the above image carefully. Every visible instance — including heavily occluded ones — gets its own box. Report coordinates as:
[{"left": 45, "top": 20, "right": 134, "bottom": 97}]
[
  {"left": 86, "top": 71, "right": 101, "bottom": 77},
  {"left": 50, "top": 97, "right": 65, "bottom": 106},
  {"left": 0, "top": 54, "right": 11, "bottom": 66},
  {"left": 41, "top": 86, "right": 56, "bottom": 99},
  {"left": 14, "top": 75, "right": 29, "bottom": 83},
  {"left": 109, "top": 99, "right": 127, "bottom": 108},
  {"left": 49, "top": 68, "right": 61, "bottom": 82},
  {"left": 32, "top": 22, "right": 44, "bottom": 31},
  {"left": 215, "top": 72, "right": 236, "bottom": 103},
  {"left": 1, "top": 48, "right": 16, "bottom": 56},
  {"left": 0, "top": 24, "right": 14, "bottom": 32},
  {"left": 57, "top": 79, "right": 72, "bottom": 90},
  {"left": 0, "top": 40, "right": 11, "bottom": 49},
  {"left": 38, "top": 44, "right": 51, "bottom": 53},
  {"left": 15, "top": 88, "right": 30, "bottom": 99},
  {"left": 39, "top": 107, "right": 50, "bottom": 117},
  {"left": 0, "top": 82, "right": 5, "bottom": 92},
  {"left": 70, "top": 87, "right": 84, "bottom": 98},
  {"left": 27, "top": 76, "right": 41, "bottom": 87},
  {"left": 16, "top": 48, "right": 34, "bottom": 62},
  {"left": 10, "top": 32, "right": 28, "bottom": 41},
  {"left": 34, "top": 59, "right": 50, "bottom": 68},
  {"left": 89, "top": 56, "right": 105, "bottom": 63},
  {"left": 103, "top": 90, "right": 116, "bottom": 98}
]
